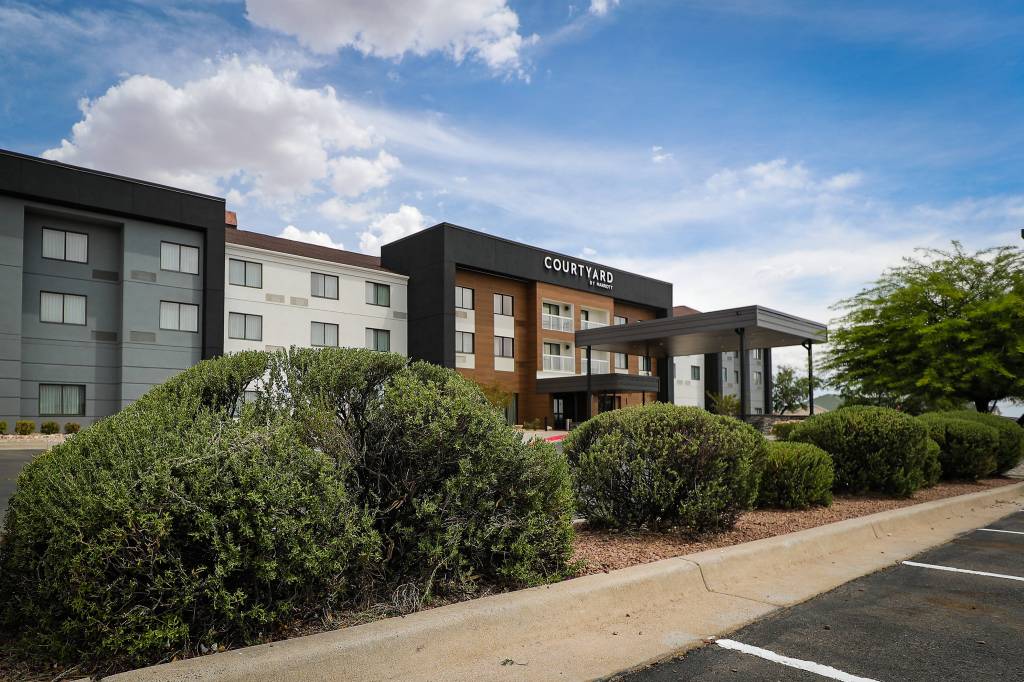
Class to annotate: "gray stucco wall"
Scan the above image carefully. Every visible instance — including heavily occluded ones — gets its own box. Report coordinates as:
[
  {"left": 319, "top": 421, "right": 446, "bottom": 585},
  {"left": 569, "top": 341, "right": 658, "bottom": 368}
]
[
  {"left": 1, "top": 198, "right": 205, "bottom": 428},
  {"left": 0, "top": 197, "right": 25, "bottom": 427}
]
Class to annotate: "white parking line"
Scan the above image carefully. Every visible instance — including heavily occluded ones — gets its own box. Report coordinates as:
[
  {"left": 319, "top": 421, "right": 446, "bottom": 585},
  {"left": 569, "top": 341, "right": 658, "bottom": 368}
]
[
  {"left": 902, "top": 561, "right": 1024, "bottom": 582},
  {"left": 714, "top": 639, "right": 881, "bottom": 681},
  {"left": 978, "top": 528, "right": 1024, "bottom": 536}
]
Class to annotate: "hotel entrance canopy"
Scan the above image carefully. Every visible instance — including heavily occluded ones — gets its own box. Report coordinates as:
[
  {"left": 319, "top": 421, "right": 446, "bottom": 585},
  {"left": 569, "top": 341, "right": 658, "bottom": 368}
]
[
  {"left": 574, "top": 305, "right": 827, "bottom": 418},
  {"left": 575, "top": 306, "right": 826, "bottom": 358}
]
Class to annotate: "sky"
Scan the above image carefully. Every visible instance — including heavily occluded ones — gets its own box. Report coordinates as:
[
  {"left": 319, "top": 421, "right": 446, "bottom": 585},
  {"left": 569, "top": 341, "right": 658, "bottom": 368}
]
[{"left": 1, "top": 0, "right": 1023, "bottom": 399}]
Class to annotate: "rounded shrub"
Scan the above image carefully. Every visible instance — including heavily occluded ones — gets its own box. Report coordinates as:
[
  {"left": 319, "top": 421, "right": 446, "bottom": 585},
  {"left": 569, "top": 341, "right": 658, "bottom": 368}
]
[
  {"left": 757, "top": 441, "right": 834, "bottom": 509},
  {"left": 14, "top": 420, "right": 33, "bottom": 435},
  {"left": 563, "top": 403, "right": 766, "bottom": 533},
  {"left": 0, "top": 420, "right": 7, "bottom": 435},
  {"left": 917, "top": 413, "right": 998, "bottom": 480},
  {"left": 63, "top": 422, "right": 81, "bottom": 434},
  {"left": 39, "top": 421, "right": 60, "bottom": 435},
  {"left": 931, "top": 410, "right": 1024, "bottom": 473},
  {"left": 0, "top": 348, "right": 574, "bottom": 670},
  {"left": 789, "top": 406, "right": 935, "bottom": 497},
  {"left": 770, "top": 420, "right": 801, "bottom": 441}
]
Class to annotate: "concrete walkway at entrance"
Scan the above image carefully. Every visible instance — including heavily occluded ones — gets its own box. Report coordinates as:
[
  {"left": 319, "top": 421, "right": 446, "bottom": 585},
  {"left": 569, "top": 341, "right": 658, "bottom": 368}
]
[{"left": 109, "top": 483, "right": 1024, "bottom": 682}]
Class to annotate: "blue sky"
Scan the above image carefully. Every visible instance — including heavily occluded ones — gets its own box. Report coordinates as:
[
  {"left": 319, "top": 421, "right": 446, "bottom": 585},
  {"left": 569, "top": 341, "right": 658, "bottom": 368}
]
[{"left": 2, "top": 0, "right": 1023, "bottom": 387}]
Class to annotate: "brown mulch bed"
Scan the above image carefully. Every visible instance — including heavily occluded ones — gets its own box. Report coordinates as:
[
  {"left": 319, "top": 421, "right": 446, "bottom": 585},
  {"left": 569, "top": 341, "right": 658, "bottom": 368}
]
[{"left": 572, "top": 477, "right": 1018, "bottom": 575}]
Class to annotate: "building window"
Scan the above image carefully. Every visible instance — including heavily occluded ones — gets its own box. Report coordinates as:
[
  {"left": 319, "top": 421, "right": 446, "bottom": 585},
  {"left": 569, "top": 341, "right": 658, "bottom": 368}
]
[
  {"left": 456, "top": 331, "right": 475, "bottom": 354},
  {"left": 40, "top": 291, "right": 86, "bottom": 325},
  {"left": 311, "top": 321, "right": 339, "bottom": 347},
  {"left": 42, "top": 227, "right": 88, "bottom": 263},
  {"left": 493, "top": 293, "right": 513, "bottom": 316},
  {"left": 311, "top": 272, "right": 339, "bottom": 299},
  {"left": 455, "top": 286, "right": 474, "bottom": 310},
  {"left": 494, "top": 336, "right": 514, "bottom": 358},
  {"left": 754, "top": 407, "right": 764, "bottom": 415},
  {"left": 39, "top": 384, "right": 85, "bottom": 416},
  {"left": 734, "top": 370, "right": 740, "bottom": 383},
  {"left": 366, "top": 282, "right": 390, "bottom": 307},
  {"left": 614, "top": 315, "right": 627, "bottom": 325},
  {"left": 160, "top": 242, "right": 200, "bottom": 274},
  {"left": 160, "top": 301, "right": 199, "bottom": 332},
  {"left": 640, "top": 356, "right": 652, "bottom": 373},
  {"left": 229, "top": 259, "right": 262, "bottom": 288},
  {"left": 722, "top": 367, "right": 728, "bottom": 382},
  {"left": 542, "top": 302, "right": 560, "bottom": 316},
  {"left": 580, "top": 309, "right": 591, "bottom": 322},
  {"left": 691, "top": 365, "right": 701, "bottom": 380},
  {"left": 752, "top": 349, "right": 763, "bottom": 360},
  {"left": 754, "top": 370, "right": 763, "bottom": 385},
  {"left": 366, "top": 328, "right": 390, "bottom": 352},
  {"left": 614, "top": 352, "right": 627, "bottom": 369},
  {"left": 228, "top": 312, "right": 262, "bottom": 340}
]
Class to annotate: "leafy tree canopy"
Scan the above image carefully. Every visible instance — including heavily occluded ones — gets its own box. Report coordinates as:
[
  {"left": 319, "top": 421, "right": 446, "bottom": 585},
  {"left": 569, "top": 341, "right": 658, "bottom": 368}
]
[
  {"left": 772, "top": 364, "right": 825, "bottom": 414},
  {"left": 825, "top": 242, "right": 1024, "bottom": 414}
]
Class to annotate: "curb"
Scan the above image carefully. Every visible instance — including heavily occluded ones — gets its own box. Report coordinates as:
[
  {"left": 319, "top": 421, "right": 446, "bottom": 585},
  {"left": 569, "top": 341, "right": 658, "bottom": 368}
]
[{"left": 109, "top": 482, "right": 1024, "bottom": 682}]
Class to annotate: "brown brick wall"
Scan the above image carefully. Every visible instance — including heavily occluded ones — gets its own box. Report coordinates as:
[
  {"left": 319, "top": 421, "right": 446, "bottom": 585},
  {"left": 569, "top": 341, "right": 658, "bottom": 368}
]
[{"left": 454, "top": 268, "right": 661, "bottom": 427}]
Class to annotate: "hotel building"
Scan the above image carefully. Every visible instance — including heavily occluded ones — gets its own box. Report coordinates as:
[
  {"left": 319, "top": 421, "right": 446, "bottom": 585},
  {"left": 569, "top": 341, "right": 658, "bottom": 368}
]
[{"left": 1, "top": 150, "right": 816, "bottom": 429}]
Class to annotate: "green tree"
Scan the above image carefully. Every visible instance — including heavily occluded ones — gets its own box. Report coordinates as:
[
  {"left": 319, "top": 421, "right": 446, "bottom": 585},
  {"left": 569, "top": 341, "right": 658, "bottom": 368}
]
[
  {"left": 825, "top": 242, "right": 1024, "bottom": 414},
  {"left": 772, "top": 365, "right": 822, "bottom": 414}
]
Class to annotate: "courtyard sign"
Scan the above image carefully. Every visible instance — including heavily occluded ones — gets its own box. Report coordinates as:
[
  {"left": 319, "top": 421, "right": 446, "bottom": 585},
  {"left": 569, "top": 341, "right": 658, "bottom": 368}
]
[{"left": 543, "top": 255, "right": 615, "bottom": 291}]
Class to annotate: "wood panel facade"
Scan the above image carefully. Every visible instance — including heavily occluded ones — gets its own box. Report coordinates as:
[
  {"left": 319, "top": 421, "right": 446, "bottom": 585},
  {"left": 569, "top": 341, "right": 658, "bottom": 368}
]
[{"left": 454, "top": 267, "right": 660, "bottom": 427}]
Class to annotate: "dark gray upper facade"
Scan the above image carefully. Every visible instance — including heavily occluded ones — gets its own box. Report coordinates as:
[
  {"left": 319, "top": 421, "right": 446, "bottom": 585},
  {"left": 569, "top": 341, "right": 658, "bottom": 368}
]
[
  {"left": 0, "top": 150, "right": 225, "bottom": 427},
  {"left": 380, "top": 221, "right": 674, "bottom": 368}
]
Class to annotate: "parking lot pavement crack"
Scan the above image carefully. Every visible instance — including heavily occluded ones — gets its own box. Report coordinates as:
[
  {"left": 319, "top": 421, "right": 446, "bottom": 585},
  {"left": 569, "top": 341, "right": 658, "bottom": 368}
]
[{"left": 678, "top": 558, "right": 778, "bottom": 607}]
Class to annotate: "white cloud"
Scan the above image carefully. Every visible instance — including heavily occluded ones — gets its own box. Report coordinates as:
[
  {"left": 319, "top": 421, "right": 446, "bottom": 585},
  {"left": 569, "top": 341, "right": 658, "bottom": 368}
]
[
  {"left": 278, "top": 224, "right": 346, "bottom": 250},
  {"left": 651, "top": 145, "right": 673, "bottom": 163},
  {"left": 823, "top": 171, "right": 864, "bottom": 191},
  {"left": 245, "top": 0, "right": 538, "bottom": 76},
  {"left": 589, "top": 0, "right": 621, "bottom": 17},
  {"left": 318, "top": 197, "right": 382, "bottom": 223},
  {"left": 359, "top": 205, "right": 427, "bottom": 254},
  {"left": 328, "top": 150, "right": 402, "bottom": 197},
  {"left": 42, "top": 58, "right": 377, "bottom": 202}
]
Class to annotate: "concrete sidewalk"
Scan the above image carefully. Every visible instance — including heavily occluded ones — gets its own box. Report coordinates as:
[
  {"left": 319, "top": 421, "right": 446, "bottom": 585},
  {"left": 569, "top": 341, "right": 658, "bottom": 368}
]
[{"left": 110, "top": 482, "right": 1024, "bottom": 682}]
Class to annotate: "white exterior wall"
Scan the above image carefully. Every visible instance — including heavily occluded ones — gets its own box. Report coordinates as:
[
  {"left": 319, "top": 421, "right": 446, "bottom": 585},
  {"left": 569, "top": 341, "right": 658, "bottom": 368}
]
[
  {"left": 719, "top": 350, "right": 767, "bottom": 414},
  {"left": 224, "top": 242, "right": 408, "bottom": 355},
  {"left": 673, "top": 354, "right": 705, "bottom": 408}
]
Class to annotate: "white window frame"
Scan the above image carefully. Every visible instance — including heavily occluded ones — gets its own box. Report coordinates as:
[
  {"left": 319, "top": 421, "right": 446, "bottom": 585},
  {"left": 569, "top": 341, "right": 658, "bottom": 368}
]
[
  {"left": 494, "top": 335, "right": 514, "bottom": 358},
  {"left": 160, "top": 241, "right": 200, "bottom": 275},
  {"left": 366, "top": 281, "right": 391, "bottom": 307},
  {"left": 456, "top": 331, "right": 475, "bottom": 354},
  {"left": 614, "top": 352, "right": 627, "bottom": 369},
  {"left": 229, "top": 259, "right": 262, "bottom": 288},
  {"left": 311, "top": 321, "right": 339, "bottom": 347},
  {"left": 39, "top": 383, "right": 85, "bottom": 416},
  {"left": 455, "top": 286, "right": 474, "bottom": 310},
  {"left": 40, "top": 291, "right": 86, "bottom": 325},
  {"left": 366, "top": 328, "right": 390, "bottom": 352},
  {"left": 159, "top": 301, "right": 199, "bottom": 333},
  {"left": 228, "top": 312, "right": 262, "bottom": 341},
  {"left": 42, "top": 227, "right": 88, "bottom": 263},
  {"left": 493, "top": 293, "right": 513, "bottom": 316},
  {"left": 691, "top": 365, "right": 701, "bottom": 380},
  {"left": 312, "top": 272, "right": 339, "bottom": 300}
]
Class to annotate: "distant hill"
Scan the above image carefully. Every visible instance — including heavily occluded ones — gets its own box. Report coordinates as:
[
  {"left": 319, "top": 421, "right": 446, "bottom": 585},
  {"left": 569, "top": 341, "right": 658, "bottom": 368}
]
[{"left": 814, "top": 394, "right": 844, "bottom": 411}]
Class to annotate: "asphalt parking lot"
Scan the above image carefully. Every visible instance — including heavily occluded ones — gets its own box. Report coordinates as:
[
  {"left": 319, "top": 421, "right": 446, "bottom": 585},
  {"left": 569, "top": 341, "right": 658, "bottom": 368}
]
[
  {"left": 622, "top": 508, "right": 1024, "bottom": 682},
  {"left": 0, "top": 448, "right": 39, "bottom": 522}
]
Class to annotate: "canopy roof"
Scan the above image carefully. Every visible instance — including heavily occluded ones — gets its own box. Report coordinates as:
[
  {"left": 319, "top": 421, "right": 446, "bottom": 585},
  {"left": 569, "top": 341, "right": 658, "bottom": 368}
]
[{"left": 575, "top": 305, "right": 827, "bottom": 357}]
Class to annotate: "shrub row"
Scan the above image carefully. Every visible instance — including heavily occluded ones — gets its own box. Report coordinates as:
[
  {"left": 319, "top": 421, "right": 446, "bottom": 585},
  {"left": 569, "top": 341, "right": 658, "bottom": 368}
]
[
  {"left": 0, "top": 348, "right": 575, "bottom": 670},
  {"left": 0, "top": 421, "right": 80, "bottom": 435}
]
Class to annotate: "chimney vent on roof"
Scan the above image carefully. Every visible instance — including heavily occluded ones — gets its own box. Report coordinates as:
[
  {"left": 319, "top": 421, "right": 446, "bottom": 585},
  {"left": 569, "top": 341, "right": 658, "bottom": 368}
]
[{"left": 225, "top": 210, "right": 238, "bottom": 228}]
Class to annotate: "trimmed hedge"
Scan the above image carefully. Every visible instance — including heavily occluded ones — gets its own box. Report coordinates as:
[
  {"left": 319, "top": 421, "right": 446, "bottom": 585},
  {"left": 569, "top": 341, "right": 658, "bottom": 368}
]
[
  {"left": 0, "top": 348, "right": 575, "bottom": 670},
  {"left": 564, "top": 403, "right": 766, "bottom": 533},
  {"left": 770, "top": 421, "right": 801, "bottom": 441},
  {"left": 14, "top": 420, "right": 33, "bottom": 435},
  {"left": 0, "top": 420, "right": 6, "bottom": 435},
  {"left": 789, "top": 406, "right": 937, "bottom": 497},
  {"left": 931, "top": 410, "right": 1024, "bottom": 473},
  {"left": 917, "top": 413, "right": 998, "bottom": 480},
  {"left": 39, "top": 421, "right": 59, "bottom": 435},
  {"left": 757, "top": 441, "right": 834, "bottom": 509},
  {"left": 63, "top": 422, "right": 81, "bottom": 434}
]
